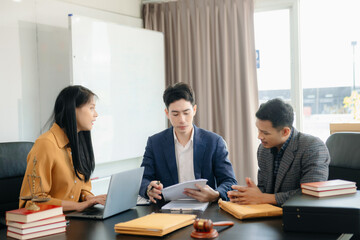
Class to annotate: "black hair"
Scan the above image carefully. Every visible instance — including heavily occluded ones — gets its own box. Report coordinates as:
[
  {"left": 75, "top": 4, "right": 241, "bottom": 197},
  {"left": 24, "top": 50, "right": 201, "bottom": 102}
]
[
  {"left": 256, "top": 98, "right": 294, "bottom": 129},
  {"left": 53, "top": 85, "right": 96, "bottom": 182},
  {"left": 163, "top": 82, "right": 195, "bottom": 108}
]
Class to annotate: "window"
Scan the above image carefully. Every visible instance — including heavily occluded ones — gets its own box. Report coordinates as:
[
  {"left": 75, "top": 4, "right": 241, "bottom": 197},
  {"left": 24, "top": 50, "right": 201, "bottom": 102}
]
[
  {"left": 255, "top": 9, "right": 291, "bottom": 104},
  {"left": 255, "top": 0, "right": 360, "bottom": 141},
  {"left": 300, "top": 0, "right": 360, "bottom": 141}
]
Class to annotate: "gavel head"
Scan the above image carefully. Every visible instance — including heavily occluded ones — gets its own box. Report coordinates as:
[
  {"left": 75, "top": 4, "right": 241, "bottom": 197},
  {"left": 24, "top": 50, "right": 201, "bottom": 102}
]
[{"left": 193, "top": 218, "right": 213, "bottom": 232}]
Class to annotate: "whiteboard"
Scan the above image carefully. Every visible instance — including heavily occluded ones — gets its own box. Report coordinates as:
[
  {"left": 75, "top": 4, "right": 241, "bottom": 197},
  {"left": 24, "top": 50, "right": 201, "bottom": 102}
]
[{"left": 69, "top": 15, "right": 166, "bottom": 164}]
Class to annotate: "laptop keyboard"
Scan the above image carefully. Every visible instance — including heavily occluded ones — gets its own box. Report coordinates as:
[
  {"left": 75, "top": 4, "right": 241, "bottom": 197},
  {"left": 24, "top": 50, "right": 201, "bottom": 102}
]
[
  {"left": 137, "top": 195, "right": 150, "bottom": 205},
  {"left": 82, "top": 207, "right": 102, "bottom": 216}
]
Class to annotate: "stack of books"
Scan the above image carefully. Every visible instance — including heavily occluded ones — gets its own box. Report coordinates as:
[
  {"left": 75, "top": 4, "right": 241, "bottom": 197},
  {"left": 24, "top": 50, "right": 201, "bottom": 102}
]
[
  {"left": 301, "top": 179, "right": 357, "bottom": 197},
  {"left": 5, "top": 205, "right": 66, "bottom": 240}
]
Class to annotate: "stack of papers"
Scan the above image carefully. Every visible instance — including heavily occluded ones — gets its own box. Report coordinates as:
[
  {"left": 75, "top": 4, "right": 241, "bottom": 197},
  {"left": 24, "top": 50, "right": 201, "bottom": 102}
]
[
  {"left": 218, "top": 199, "right": 283, "bottom": 220},
  {"left": 114, "top": 213, "right": 196, "bottom": 236},
  {"left": 161, "top": 179, "right": 209, "bottom": 212},
  {"left": 161, "top": 199, "right": 209, "bottom": 211},
  {"left": 162, "top": 179, "right": 207, "bottom": 201}
]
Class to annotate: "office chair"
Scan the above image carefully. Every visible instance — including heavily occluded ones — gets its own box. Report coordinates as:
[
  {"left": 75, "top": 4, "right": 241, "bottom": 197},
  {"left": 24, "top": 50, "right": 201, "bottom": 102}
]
[
  {"left": 326, "top": 132, "right": 360, "bottom": 189},
  {"left": 0, "top": 141, "right": 33, "bottom": 224}
]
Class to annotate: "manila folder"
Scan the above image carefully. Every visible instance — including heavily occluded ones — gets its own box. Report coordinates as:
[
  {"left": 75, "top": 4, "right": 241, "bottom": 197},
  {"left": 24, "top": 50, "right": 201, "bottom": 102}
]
[
  {"left": 218, "top": 199, "right": 283, "bottom": 220},
  {"left": 114, "top": 213, "right": 196, "bottom": 236}
]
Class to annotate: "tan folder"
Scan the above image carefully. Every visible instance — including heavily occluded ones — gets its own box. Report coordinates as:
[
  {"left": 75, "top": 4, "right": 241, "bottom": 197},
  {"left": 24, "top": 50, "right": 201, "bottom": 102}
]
[
  {"left": 114, "top": 213, "right": 196, "bottom": 236},
  {"left": 218, "top": 199, "right": 283, "bottom": 220}
]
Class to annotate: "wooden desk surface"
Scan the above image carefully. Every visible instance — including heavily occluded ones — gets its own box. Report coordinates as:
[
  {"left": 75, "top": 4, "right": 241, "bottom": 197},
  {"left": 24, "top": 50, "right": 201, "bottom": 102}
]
[{"left": 1, "top": 203, "right": 341, "bottom": 240}]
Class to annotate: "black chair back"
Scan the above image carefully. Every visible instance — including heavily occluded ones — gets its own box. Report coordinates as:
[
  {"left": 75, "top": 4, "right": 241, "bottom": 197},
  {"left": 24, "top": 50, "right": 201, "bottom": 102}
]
[
  {"left": 0, "top": 142, "right": 33, "bottom": 214},
  {"left": 326, "top": 132, "right": 360, "bottom": 189}
]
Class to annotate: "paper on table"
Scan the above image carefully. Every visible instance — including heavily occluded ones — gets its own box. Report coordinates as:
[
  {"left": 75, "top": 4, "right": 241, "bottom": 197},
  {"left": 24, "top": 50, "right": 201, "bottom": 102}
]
[
  {"left": 162, "top": 179, "right": 208, "bottom": 201},
  {"left": 161, "top": 199, "right": 209, "bottom": 212}
]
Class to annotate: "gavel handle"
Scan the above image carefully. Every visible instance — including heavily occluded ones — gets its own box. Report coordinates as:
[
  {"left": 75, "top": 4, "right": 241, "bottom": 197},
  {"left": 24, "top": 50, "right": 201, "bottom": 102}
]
[{"left": 212, "top": 221, "right": 234, "bottom": 227}]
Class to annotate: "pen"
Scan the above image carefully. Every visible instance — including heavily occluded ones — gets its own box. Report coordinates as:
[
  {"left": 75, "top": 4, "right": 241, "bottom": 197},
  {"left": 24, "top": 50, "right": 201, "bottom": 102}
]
[{"left": 150, "top": 181, "right": 161, "bottom": 190}]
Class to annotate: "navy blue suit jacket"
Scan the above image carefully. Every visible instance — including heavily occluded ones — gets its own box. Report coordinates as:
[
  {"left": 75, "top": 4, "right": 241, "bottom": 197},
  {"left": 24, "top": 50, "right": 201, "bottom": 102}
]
[{"left": 139, "top": 125, "right": 237, "bottom": 200}]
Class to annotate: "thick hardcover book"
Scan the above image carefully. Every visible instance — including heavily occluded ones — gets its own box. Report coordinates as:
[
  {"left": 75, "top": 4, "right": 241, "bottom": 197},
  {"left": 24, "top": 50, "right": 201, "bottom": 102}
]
[
  {"left": 301, "top": 179, "right": 356, "bottom": 191},
  {"left": 7, "top": 226, "right": 66, "bottom": 240},
  {"left": 302, "top": 187, "right": 356, "bottom": 197},
  {"left": 114, "top": 213, "right": 196, "bottom": 236},
  {"left": 6, "top": 215, "right": 66, "bottom": 229},
  {"left": 6, "top": 205, "right": 63, "bottom": 223},
  {"left": 218, "top": 199, "right": 283, "bottom": 220}
]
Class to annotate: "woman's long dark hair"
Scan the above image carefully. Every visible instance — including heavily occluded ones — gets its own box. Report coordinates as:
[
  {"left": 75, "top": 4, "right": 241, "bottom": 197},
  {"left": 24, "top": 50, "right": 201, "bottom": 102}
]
[{"left": 53, "top": 85, "right": 96, "bottom": 182}]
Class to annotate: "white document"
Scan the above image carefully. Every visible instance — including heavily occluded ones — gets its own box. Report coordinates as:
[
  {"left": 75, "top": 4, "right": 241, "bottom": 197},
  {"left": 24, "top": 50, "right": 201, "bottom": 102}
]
[
  {"left": 162, "top": 179, "right": 208, "bottom": 201},
  {"left": 161, "top": 199, "right": 209, "bottom": 212}
]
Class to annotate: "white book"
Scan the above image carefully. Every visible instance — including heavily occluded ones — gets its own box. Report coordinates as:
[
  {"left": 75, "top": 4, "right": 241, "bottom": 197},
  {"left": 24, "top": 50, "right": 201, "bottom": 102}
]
[
  {"left": 8, "top": 221, "right": 67, "bottom": 235},
  {"left": 301, "top": 179, "right": 356, "bottom": 191},
  {"left": 7, "top": 226, "right": 66, "bottom": 240},
  {"left": 6, "top": 215, "right": 66, "bottom": 229},
  {"left": 302, "top": 187, "right": 357, "bottom": 197}
]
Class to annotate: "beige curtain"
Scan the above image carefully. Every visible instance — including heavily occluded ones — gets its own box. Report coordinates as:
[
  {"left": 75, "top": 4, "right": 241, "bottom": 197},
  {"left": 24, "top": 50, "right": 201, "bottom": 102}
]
[{"left": 143, "top": 0, "right": 259, "bottom": 184}]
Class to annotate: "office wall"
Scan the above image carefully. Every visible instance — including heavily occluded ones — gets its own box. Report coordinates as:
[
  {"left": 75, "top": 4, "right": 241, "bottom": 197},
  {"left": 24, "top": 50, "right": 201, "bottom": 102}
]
[
  {"left": 61, "top": 0, "right": 142, "bottom": 17},
  {"left": 0, "top": 0, "right": 142, "bottom": 142},
  {"left": 69, "top": 15, "right": 166, "bottom": 165}
]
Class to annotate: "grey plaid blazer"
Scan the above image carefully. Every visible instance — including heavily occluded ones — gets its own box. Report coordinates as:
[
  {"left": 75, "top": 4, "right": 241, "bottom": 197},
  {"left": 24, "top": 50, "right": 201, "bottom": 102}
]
[{"left": 257, "top": 128, "right": 330, "bottom": 206}]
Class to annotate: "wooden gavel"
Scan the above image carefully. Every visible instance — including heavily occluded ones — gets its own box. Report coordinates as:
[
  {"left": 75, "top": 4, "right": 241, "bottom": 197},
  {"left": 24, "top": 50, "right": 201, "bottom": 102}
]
[{"left": 191, "top": 218, "right": 234, "bottom": 239}]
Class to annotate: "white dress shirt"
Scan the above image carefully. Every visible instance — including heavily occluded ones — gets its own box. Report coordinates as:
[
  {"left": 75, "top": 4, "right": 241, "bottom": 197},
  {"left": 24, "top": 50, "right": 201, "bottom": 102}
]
[{"left": 174, "top": 128, "right": 195, "bottom": 183}]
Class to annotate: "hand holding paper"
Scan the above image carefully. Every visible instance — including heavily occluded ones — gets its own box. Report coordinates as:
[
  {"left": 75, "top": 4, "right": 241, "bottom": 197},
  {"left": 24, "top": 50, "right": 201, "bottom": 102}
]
[
  {"left": 162, "top": 179, "right": 207, "bottom": 201},
  {"left": 184, "top": 184, "right": 220, "bottom": 202}
]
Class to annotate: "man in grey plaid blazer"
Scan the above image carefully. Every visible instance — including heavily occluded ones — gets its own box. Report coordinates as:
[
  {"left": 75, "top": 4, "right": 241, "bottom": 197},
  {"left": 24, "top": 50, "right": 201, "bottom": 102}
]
[{"left": 228, "top": 99, "right": 330, "bottom": 206}]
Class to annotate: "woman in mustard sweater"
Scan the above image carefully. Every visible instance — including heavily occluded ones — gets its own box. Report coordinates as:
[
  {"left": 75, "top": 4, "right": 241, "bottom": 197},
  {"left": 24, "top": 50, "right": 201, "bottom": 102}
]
[{"left": 19, "top": 85, "right": 106, "bottom": 211}]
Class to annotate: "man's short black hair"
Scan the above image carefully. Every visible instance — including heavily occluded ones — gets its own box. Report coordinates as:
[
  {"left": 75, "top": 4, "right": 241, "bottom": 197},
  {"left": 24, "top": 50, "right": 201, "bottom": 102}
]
[
  {"left": 256, "top": 98, "right": 294, "bottom": 129},
  {"left": 163, "top": 82, "right": 195, "bottom": 108}
]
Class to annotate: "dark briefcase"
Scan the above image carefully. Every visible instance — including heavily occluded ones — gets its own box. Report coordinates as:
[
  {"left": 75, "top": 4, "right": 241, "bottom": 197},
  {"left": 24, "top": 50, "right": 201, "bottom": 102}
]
[{"left": 283, "top": 191, "right": 360, "bottom": 234}]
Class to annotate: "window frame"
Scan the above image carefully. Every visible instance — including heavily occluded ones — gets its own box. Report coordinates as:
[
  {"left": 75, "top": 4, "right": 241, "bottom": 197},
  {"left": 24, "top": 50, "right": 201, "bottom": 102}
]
[{"left": 254, "top": 0, "right": 303, "bottom": 130}]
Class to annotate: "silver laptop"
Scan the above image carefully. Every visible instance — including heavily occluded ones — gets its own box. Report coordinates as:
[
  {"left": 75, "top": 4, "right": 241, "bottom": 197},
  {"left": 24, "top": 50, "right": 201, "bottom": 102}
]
[{"left": 66, "top": 167, "right": 144, "bottom": 219}]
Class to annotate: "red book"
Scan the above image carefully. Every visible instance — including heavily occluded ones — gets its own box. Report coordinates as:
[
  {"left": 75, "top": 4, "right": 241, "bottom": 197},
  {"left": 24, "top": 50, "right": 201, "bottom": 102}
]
[
  {"left": 6, "top": 215, "right": 66, "bottom": 229},
  {"left": 7, "top": 226, "right": 66, "bottom": 240},
  {"left": 301, "top": 179, "right": 356, "bottom": 191},
  {"left": 6, "top": 205, "right": 63, "bottom": 223}
]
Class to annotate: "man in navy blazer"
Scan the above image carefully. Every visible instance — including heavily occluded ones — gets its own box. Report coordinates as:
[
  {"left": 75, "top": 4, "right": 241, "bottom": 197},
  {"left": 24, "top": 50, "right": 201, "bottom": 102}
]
[{"left": 139, "top": 82, "right": 237, "bottom": 203}]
